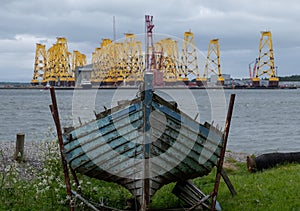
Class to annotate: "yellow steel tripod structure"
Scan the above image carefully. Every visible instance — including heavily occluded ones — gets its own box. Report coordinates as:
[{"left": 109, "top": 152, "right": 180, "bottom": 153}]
[
  {"left": 99, "top": 39, "right": 115, "bottom": 85},
  {"left": 72, "top": 51, "right": 87, "bottom": 72},
  {"left": 31, "top": 37, "right": 86, "bottom": 86},
  {"left": 47, "top": 37, "right": 73, "bottom": 86},
  {"left": 204, "top": 39, "right": 224, "bottom": 85},
  {"left": 155, "top": 38, "right": 179, "bottom": 85},
  {"left": 31, "top": 43, "right": 47, "bottom": 85},
  {"left": 32, "top": 27, "right": 228, "bottom": 87},
  {"left": 91, "top": 47, "right": 104, "bottom": 86},
  {"left": 122, "top": 33, "right": 143, "bottom": 85},
  {"left": 180, "top": 31, "right": 200, "bottom": 85},
  {"left": 91, "top": 32, "right": 226, "bottom": 87},
  {"left": 252, "top": 31, "right": 279, "bottom": 87}
]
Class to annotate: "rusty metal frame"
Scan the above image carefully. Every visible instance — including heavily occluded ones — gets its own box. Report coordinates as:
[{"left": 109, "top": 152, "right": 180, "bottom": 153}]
[
  {"left": 187, "top": 94, "right": 236, "bottom": 211},
  {"left": 49, "top": 87, "right": 74, "bottom": 211},
  {"left": 211, "top": 94, "right": 236, "bottom": 210}
]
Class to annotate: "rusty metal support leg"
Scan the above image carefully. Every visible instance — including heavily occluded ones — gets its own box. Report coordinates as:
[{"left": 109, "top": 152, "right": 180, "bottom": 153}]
[
  {"left": 221, "top": 168, "right": 237, "bottom": 196},
  {"left": 49, "top": 87, "right": 74, "bottom": 211},
  {"left": 211, "top": 94, "right": 236, "bottom": 211}
]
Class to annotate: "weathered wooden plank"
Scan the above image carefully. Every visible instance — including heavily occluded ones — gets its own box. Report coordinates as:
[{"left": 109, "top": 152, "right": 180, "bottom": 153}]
[{"left": 60, "top": 91, "right": 225, "bottom": 208}]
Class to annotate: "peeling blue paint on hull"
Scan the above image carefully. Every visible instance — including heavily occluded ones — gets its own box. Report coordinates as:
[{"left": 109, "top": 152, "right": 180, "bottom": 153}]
[{"left": 62, "top": 93, "right": 224, "bottom": 204}]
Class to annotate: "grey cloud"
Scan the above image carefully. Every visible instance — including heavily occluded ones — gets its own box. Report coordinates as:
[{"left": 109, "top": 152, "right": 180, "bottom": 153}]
[{"left": 0, "top": 0, "right": 299, "bottom": 81}]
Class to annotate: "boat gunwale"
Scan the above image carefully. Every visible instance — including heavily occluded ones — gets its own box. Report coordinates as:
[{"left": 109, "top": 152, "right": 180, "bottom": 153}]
[
  {"left": 65, "top": 94, "right": 222, "bottom": 156},
  {"left": 64, "top": 91, "right": 223, "bottom": 139}
]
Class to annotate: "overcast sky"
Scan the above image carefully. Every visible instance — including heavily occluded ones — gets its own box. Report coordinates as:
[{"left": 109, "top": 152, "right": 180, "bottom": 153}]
[{"left": 0, "top": 0, "right": 299, "bottom": 82}]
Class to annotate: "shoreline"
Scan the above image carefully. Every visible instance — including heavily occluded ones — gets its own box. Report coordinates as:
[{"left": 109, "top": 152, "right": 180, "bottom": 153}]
[
  {"left": 0, "top": 87, "right": 298, "bottom": 90},
  {"left": 0, "top": 141, "right": 57, "bottom": 179},
  {"left": 0, "top": 85, "right": 298, "bottom": 90},
  {"left": 0, "top": 141, "right": 248, "bottom": 179},
  {"left": 0, "top": 140, "right": 249, "bottom": 163}
]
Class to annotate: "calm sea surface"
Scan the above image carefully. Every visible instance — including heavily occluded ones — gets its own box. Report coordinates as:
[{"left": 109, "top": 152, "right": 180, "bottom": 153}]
[{"left": 1, "top": 88, "right": 300, "bottom": 154}]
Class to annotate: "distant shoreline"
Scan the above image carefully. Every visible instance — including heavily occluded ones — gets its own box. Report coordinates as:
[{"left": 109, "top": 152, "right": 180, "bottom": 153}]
[
  {"left": 0, "top": 86, "right": 298, "bottom": 90},
  {"left": 1, "top": 79, "right": 300, "bottom": 90}
]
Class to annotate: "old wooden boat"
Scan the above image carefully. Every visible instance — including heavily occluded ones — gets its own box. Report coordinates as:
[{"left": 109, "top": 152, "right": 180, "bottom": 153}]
[{"left": 61, "top": 72, "right": 224, "bottom": 208}]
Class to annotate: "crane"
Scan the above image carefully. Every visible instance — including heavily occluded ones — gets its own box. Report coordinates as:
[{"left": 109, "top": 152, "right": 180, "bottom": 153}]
[{"left": 248, "top": 58, "right": 258, "bottom": 79}]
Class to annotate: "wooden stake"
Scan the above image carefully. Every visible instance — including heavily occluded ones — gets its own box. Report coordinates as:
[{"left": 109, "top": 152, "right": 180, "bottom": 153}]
[{"left": 14, "top": 133, "right": 25, "bottom": 162}]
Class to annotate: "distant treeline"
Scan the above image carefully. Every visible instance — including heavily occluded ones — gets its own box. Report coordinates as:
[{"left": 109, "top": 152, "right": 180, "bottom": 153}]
[
  {"left": 279, "top": 75, "right": 300, "bottom": 81},
  {"left": 0, "top": 82, "right": 29, "bottom": 87}
]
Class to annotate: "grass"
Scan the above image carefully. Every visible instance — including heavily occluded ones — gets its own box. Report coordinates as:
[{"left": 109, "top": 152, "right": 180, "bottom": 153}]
[
  {"left": 151, "top": 161, "right": 300, "bottom": 210},
  {"left": 218, "top": 162, "right": 300, "bottom": 210},
  {"left": 0, "top": 141, "right": 131, "bottom": 210},
  {"left": 1, "top": 142, "right": 300, "bottom": 210}
]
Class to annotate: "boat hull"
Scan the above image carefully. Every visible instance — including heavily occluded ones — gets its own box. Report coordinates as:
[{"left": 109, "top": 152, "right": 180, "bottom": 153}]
[{"left": 63, "top": 92, "right": 223, "bottom": 204}]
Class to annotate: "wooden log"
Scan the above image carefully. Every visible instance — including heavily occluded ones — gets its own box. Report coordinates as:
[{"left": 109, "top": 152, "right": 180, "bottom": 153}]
[
  {"left": 247, "top": 152, "right": 300, "bottom": 172},
  {"left": 14, "top": 133, "right": 25, "bottom": 162}
]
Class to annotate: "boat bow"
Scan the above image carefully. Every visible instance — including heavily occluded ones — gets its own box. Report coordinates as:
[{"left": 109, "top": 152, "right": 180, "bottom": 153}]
[{"left": 62, "top": 73, "right": 224, "bottom": 206}]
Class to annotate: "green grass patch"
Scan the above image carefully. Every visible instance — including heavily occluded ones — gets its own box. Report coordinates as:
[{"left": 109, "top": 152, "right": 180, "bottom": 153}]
[
  {"left": 1, "top": 143, "right": 300, "bottom": 210},
  {"left": 151, "top": 160, "right": 300, "bottom": 210}
]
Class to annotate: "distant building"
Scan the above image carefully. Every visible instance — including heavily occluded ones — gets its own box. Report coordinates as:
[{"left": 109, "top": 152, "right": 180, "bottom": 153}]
[
  {"left": 75, "top": 64, "right": 93, "bottom": 86},
  {"left": 210, "top": 74, "right": 231, "bottom": 85}
]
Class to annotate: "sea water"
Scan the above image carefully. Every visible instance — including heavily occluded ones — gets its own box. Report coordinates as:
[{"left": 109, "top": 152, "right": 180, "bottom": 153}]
[{"left": 0, "top": 88, "right": 299, "bottom": 154}]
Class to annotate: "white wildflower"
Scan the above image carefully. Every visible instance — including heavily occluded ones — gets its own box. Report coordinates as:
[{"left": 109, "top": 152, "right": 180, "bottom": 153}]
[{"left": 4, "top": 165, "right": 11, "bottom": 173}]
